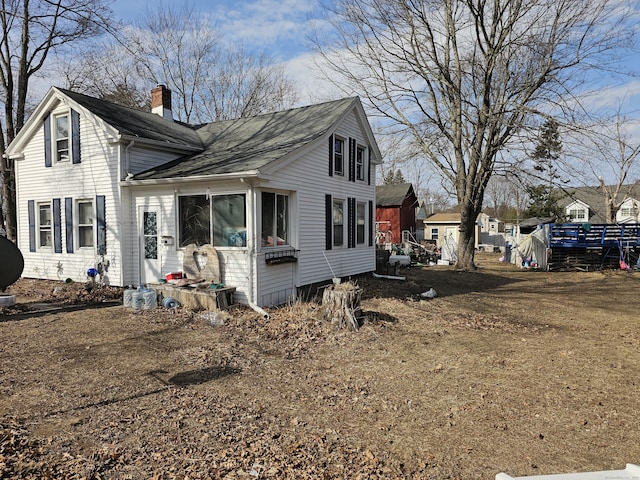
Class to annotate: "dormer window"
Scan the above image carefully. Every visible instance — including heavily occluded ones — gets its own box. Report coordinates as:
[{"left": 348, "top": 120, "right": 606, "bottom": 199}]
[{"left": 55, "top": 114, "right": 69, "bottom": 162}]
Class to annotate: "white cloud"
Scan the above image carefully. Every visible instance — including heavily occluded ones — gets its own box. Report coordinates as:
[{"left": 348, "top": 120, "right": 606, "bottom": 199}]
[{"left": 213, "top": 0, "right": 319, "bottom": 60}]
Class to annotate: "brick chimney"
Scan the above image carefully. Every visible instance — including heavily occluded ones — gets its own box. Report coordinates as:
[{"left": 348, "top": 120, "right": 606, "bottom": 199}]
[{"left": 151, "top": 84, "right": 172, "bottom": 120}]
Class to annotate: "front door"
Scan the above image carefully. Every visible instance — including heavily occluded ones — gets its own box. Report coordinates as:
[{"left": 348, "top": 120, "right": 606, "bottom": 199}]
[{"left": 140, "top": 206, "right": 161, "bottom": 285}]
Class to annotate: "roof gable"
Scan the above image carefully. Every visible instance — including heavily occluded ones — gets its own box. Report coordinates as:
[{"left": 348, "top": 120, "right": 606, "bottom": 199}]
[{"left": 7, "top": 87, "right": 203, "bottom": 156}]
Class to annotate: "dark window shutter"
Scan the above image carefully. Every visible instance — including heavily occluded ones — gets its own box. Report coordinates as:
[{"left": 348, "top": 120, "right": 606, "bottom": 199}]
[
  {"left": 53, "top": 198, "right": 62, "bottom": 253},
  {"left": 44, "top": 115, "right": 52, "bottom": 168},
  {"left": 28, "top": 200, "right": 36, "bottom": 252},
  {"left": 65, "top": 197, "right": 74, "bottom": 253},
  {"left": 348, "top": 138, "right": 355, "bottom": 182},
  {"left": 368, "top": 200, "right": 374, "bottom": 247},
  {"left": 347, "top": 197, "right": 356, "bottom": 248},
  {"left": 325, "top": 194, "right": 332, "bottom": 250},
  {"left": 328, "top": 135, "right": 334, "bottom": 177},
  {"left": 367, "top": 149, "right": 371, "bottom": 185},
  {"left": 71, "top": 109, "right": 81, "bottom": 164},
  {"left": 96, "top": 195, "right": 106, "bottom": 255}
]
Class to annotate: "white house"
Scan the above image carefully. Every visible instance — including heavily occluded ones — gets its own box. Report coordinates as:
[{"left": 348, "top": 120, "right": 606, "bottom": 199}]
[
  {"left": 8, "top": 86, "right": 381, "bottom": 307},
  {"left": 616, "top": 197, "right": 640, "bottom": 223},
  {"left": 565, "top": 199, "right": 590, "bottom": 222},
  {"left": 558, "top": 185, "right": 640, "bottom": 224}
]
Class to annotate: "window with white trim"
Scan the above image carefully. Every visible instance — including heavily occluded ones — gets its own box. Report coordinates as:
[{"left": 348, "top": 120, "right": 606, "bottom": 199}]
[
  {"left": 77, "top": 200, "right": 94, "bottom": 248},
  {"left": 431, "top": 228, "right": 439, "bottom": 240},
  {"left": 261, "top": 192, "right": 289, "bottom": 247},
  {"left": 178, "top": 193, "right": 247, "bottom": 248},
  {"left": 38, "top": 203, "right": 52, "bottom": 247},
  {"left": 213, "top": 194, "right": 247, "bottom": 247},
  {"left": 55, "top": 113, "right": 70, "bottom": 162},
  {"left": 569, "top": 208, "right": 586, "bottom": 221}
]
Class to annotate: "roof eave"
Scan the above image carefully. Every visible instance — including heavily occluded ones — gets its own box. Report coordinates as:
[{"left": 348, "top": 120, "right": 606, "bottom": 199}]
[
  {"left": 121, "top": 170, "right": 262, "bottom": 186},
  {"left": 116, "top": 134, "right": 203, "bottom": 153}
]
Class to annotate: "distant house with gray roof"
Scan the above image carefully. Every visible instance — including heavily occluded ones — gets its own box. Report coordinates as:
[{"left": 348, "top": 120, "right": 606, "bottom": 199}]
[
  {"left": 7, "top": 86, "right": 382, "bottom": 307},
  {"left": 557, "top": 185, "right": 640, "bottom": 224}
]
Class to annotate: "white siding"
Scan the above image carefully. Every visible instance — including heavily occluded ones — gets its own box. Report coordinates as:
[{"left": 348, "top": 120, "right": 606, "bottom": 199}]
[
  {"left": 15, "top": 107, "right": 125, "bottom": 285},
  {"left": 128, "top": 181, "right": 251, "bottom": 302},
  {"left": 253, "top": 108, "right": 377, "bottom": 306}
]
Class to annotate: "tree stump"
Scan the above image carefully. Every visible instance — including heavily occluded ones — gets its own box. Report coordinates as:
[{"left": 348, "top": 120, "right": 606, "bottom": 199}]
[{"left": 322, "top": 281, "right": 362, "bottom": 330}]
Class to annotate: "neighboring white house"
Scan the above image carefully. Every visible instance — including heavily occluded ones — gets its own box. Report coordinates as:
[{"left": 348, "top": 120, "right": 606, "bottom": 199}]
[
  {"left": 565, "top": 199, "right": 590, "bottom": 223},
  {"left": 616, "top": 197, "right": 640, "bottom": 223},
  {"left": 8, "top": 86, "right": 381, "bottom": 307},
  {"left": 558, "top": 185, "right": 640, "bottom": 224}
]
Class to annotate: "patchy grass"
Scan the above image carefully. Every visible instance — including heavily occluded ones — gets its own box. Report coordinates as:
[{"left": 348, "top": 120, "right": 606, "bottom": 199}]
[{"left": 2, "top": 253, "right": 640, "bottom": 479}]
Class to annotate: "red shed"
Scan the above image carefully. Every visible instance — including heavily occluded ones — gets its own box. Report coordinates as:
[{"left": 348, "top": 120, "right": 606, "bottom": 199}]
[{"left": 375, "top": 183, "right": 418, "bottom": 245}]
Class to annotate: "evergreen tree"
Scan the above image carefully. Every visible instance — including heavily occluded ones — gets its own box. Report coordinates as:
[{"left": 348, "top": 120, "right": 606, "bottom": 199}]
[
  {"left": 382, "top": 169, "right": 406, "bottom": 185},
  {"left": 525, "top": 119, "right": 565, "bottom": 219}
]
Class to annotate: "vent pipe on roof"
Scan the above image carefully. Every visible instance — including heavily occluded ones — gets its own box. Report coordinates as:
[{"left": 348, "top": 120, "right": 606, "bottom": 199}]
[{"left": 151, "top": 84, "right": 172, "bottom": 120}]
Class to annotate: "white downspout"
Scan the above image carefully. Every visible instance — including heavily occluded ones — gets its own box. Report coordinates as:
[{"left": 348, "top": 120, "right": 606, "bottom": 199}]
[
  {"left": 241, "top": 178, "right": 270, "bottom": 320},
  {"left": 124, "top": 140, "right": 136, "bottom": 286}
]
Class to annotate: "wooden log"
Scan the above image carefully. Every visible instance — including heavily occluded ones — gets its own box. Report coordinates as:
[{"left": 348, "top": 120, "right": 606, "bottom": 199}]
[{"left": 321, "top": 282, "right": 362, "bottom": 330}]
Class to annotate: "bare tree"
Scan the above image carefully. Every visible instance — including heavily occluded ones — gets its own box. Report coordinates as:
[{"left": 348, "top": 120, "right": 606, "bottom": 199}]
[
  {"left": 0, "top": 0, "right": 114, "bottom": 242},
  {"left": 63, "top": 3, "right": 297, "bottom": 123},
  {"left": 314, "top": 0, "right": 635, "bottom": 268},
  {"left": 571, "top": 108, "right": 640, "bottom": 223}
]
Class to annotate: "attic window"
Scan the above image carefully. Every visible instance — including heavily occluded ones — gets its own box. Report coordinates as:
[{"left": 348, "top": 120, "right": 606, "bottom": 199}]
[{"left": 55, "top": 114, "right": 69, "bottom": 162}]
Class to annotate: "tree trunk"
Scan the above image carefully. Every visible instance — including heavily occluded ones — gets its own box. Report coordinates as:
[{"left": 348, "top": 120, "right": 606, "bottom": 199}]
[
  {"left": 0, "top": 156, "right": 15, "bottom": 242},
  {"left": 456, "top": 204, "right": 479, "bottom": 270},
  {"left": 322, "top": 282, "right": 362, "bottom": 330}
]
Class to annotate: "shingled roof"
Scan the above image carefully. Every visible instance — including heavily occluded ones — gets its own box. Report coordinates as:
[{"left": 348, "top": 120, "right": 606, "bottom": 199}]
[
  {"left": 135, "top": 96, "right": 359, "bottom": 180},
  {"left": 57, "top": 88, "right": 202, "bottom": 149},
  {"left": 557, "top": 184, "right": 640, "bottom": 223},
  {"left": 376, "top": 183, "right": 416, "bottom": 207}
]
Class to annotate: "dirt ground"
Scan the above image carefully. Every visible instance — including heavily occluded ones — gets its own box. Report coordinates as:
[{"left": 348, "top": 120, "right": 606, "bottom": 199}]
[{"left": 2, "top": 252, "right": 640, "bottom": 479}]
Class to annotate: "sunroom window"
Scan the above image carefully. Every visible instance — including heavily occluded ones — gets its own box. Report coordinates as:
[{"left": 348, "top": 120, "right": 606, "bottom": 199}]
[
  {"left": 261, "top": 192, "right": 289, "bottom": 247},
  {"left": 179, "top": 194, "right": 247, "bottom": 248},
  {"left": 179, "top": 195, "right": 210, "bottom": 247}
]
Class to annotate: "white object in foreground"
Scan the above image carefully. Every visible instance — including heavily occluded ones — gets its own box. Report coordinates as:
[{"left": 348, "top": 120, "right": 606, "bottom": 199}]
[
  {"left": 420, "top": 288, "right": 437, "bottom": 299},
  {"left": 496, "top": 463, "right": 640, "bottom": 480}
]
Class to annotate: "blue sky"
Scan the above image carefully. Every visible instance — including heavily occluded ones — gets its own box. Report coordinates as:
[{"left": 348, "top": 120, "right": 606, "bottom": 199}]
[
  {"left": 110, "top": 0, "right": 331, "bottom": 102},
  {"left": 109, "top": 0, "right": 640, "bottom": 110},
  {"left": 111, "top": 0, "right": 319, "bottom": 61}
]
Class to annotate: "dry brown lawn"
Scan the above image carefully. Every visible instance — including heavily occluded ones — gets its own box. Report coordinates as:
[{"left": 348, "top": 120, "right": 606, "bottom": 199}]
[{"left": 2, "top": 252, "right": 640, "bottom": 479}]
